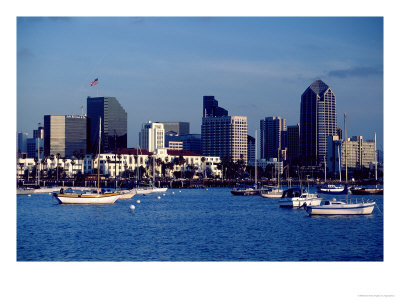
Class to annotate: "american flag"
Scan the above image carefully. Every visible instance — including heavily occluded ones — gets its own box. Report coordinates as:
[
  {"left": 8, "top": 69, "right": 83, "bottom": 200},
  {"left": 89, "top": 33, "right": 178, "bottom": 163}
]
[{"left": 90, "top": 78, "right": 99, "bottom": 86}]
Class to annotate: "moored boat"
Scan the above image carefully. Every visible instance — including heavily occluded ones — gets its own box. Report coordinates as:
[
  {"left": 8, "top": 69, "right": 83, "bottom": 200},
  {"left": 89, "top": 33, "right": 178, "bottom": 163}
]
[
  {"left": 260, "top": 187, "right": 284, "bottom": 198},
  {"left": 305, "top": 198, "right": 375, "bottom": 215},
  {"left": 54, "top": 189, "right": 120, "bottom": 204},
  {"left": 317, "top": 183, "right": 348, "bottom": 195},
  {"left": 53, "top": 117, "right": 120, "bottom": 204},
  {"left": 349, "top": 187, "right": 383, "bottom": 195},
  {"left": 279, "top": 187, "right": 322, "bottom": 207},
  {"left": 231, "top": 184, "right": 259, "bottom": 196},
  {"left": 118, "top": 189, "right": 137, "bottom": 199}
]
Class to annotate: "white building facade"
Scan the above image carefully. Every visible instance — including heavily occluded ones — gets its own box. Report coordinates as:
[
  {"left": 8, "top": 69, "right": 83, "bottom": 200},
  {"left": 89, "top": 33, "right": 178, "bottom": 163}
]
[{"left": 139, "top": 121, "right": 165, "bottom": 152}]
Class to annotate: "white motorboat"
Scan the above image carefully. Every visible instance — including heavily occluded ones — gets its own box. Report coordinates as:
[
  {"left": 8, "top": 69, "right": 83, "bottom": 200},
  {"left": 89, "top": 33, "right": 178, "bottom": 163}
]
[
  {"left": 279, "top": 188, "right": 322, "bottom": 208},
  {"left": 317, "top": 183, "right": 348, "bottom": 195},
  {"left": 260, "top": 187, "right": 284, "bottom": 198},
  {"left": 305, "top": 199, "right": 375, "bottom": 215}
]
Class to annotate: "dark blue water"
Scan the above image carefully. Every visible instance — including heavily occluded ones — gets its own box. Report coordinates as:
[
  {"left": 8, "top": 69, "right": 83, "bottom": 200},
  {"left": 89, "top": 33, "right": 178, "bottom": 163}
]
[{"left": 17, "top": 188, "right": 383, "bottom": 261}]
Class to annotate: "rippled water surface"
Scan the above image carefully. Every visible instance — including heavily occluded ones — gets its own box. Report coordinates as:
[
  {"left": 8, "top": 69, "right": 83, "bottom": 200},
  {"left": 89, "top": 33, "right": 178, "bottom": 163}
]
[{"left": 17, "top": 188, "right": 383, "bottom": 261}]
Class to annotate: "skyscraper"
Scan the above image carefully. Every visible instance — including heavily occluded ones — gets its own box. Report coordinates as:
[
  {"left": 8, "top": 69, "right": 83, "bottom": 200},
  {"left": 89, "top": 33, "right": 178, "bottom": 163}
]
[
  {"left": 87, "top": 96, "right": 127, "bottom": 153},
  {"left": 139, "top": 121, "right": 165, "bottom": 152},
  {"left": 159, "top": 122, "right": 190, "bottom": 135},
  {"left": 203, "top": 96, "right": 228, "bottom": 118},
  {"left": 44, "top": 115, "right": 89, "bottom": 157},
  {"left": 260, "top": 116, "right": 286, "bottom": 160},
  {"left": 300, "top": 80, "right": 337, "bottom": 166},
  {"left": 201, "top": 96, "right": 247, "bottom": 162},
  {"left": 287, "top": 123, "right": 300, "bottom": 164}
]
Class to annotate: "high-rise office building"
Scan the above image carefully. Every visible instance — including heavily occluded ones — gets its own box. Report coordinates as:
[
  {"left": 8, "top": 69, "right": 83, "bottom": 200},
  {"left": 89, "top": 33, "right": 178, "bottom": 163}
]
[
  {"left": 203, "top": 96, "right": 228, "bottom": 118},
  {"left": 247, "top": 135, "right": 255, "bottom": 165},
  {"left": 159, "top": 122, "right": 190, "bottom": 136},
  {"left": 260, "top": 116, "right": 286, "bottom": 160},
  {"left": 139, "top": 121, "right": 165, "bottom": 152},
  {"left": 287, "top": 123, "right": 300, "bottom": 164},
  {"left": 17, "top": 132, "right": 29, "bottom": 153},
  {"left": 327, "top": 135, "right": 376, "bottom": 174},
  {"left": 300, "top": 79, "right": 337, "bottom": 166},
  {"left": 87, "top": 96, "right": 127, "bottom": 153},
  {"left": 202, "top": 115, "right": 247, "bottom": 162},
  {"left": 44, "top": 115, "right": 89, "bottom": 157},
  {"left": 165, "top": 133, "right": 201, "bottom": 154}
]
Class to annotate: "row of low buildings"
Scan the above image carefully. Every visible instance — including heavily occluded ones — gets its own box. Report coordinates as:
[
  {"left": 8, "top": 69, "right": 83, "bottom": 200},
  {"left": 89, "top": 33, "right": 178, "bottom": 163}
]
[{"left": 17, "top": 148, "right": 222, "bottom": 180}]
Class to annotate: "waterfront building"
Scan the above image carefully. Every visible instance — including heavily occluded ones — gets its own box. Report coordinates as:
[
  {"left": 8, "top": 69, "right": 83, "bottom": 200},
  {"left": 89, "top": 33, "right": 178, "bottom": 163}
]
[
  {"left": 203, "top": 96, "right": 228, "bottom": 118},
  {"left": 139, "top": 121, "right": 165, "bottom": 152},
  {"left": 247, "top": 135, "right": 255, "bottom": 165},
  {"left": 202, "top": 115, "right": 247, "bottom": 163},
  {"left": 300, "top": 79, "right": 337, "bottom": 166},
  {"left": 159, "top": 122, "right": 190, "bottom": 136},
  {"left": 327, "top": 135, "right": 376, "bottom": 174},
  {"left": 165, "top": 133, "right": 201, "bottom": 154},
  {"left": 44, "top": 115, "right": 89, "bottom": 158},
  {"left": 260, "top": 116, "right": 286, "bottom": 160},
  {"left": 87, "top": 96, "right": 127, "bottom": 153},
  {"left": 287, "top": 123, "right": 300, "bottom": 164}
]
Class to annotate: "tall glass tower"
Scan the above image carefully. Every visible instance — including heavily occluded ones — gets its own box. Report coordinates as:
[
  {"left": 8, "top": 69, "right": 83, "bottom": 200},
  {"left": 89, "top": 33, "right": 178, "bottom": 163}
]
[
  {"left": 87, "top": 97, "right": 127, "bottom": 153},
  {"left": 300, "top": 80, "right": 337, "bottom": 166}
]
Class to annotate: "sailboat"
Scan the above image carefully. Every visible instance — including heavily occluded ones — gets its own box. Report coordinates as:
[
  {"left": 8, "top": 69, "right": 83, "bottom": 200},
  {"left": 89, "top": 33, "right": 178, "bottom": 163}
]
[
  {"left": 317, "top": 152, "right": 348, "bottom": 195},
  {"left": 231, "top": 130, "right": 260, "bottom": 196},
  {"left": 260, "top": 155, "right": 283, "bottom": 198},
  {"left": 305, "top": 113, "right": 375, "bottom": 215},
  {"left": 349, "top": 132, "right": 383, "bottom": 195},
  {"left": 54, "top": 117, "right": 120, "bottom": 204}
]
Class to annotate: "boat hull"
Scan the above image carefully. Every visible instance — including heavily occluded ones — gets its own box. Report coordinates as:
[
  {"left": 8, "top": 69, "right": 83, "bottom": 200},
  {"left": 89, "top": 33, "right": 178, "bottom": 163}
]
[
  {"left": 279, "top": 198, "right": 322, "bottom": 208},
  {"left": 306, "top": 202, "right": 375, "bottom": 215},
  {"left": 350, "top": 188, "right": 383, "bottom": 195},
  {"left": 54, "top": 193, "right": 120, "bottom": 204},
  {"left": 231, "top": 189, "right": 259, "bottom": 196},
  {"left": 260, "top": 190, "right": 283, "bottom": 198},
  {"left": 118, "top": 190, "right": 137, "bottom": 199}
]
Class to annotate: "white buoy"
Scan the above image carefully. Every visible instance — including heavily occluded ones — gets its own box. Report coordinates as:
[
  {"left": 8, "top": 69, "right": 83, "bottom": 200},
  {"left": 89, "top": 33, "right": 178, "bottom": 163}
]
[
  {"left": 28, "top": 194, "right": 31, "bottom": 197},
  {"left": 136, "top": 200, "right": 141, "bottom": 204},
  {"left": 157, "top": 196, "right": 161, "bottom": 199},
  {"left": 163, "top": 193, "right": 166, "bottom": 196},
  {"left": 206, "top": 188, "right": 208, "bottom": 191},
  {"left": 172, "top": 192, "right": 175, "bottom": 194},
  {"left": 179, "top": 190, "right": 181, "bottom": 193},
  {"left": 130, "top": 205, "right": 135, "bottom": 210}
]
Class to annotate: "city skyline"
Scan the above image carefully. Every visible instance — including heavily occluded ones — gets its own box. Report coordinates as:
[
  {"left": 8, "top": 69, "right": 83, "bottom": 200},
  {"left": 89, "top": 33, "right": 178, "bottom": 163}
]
[{"left": 17, "top": 17, "right": 383, "bottom": 148}]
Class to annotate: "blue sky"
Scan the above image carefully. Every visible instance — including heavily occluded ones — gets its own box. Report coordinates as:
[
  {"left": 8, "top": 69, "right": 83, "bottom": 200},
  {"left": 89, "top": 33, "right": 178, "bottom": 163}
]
[{"left": 17, "top": 17, "right": 383, "bottom": 148}]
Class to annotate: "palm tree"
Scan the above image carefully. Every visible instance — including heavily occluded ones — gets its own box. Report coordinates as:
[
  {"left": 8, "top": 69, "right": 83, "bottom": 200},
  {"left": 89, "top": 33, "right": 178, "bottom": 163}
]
[
  {"left": 70, "top": 159, "right": 76, "bottom": 178},
  {"left": 18, "top": 163, "right": 25, "bottom": 180},
  {"left": 56, "top": 153, "right": 61, "bottom": 183},
  {"left": 106, "top": 156, "right": 111, "bottom": 177},
  {"left": 201, "top": 157, "right": 206, "bottom": 178}
]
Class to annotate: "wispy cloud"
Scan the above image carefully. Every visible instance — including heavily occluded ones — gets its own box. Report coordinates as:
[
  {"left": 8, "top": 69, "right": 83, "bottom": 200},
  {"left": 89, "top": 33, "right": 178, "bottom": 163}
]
[
  {"left": 327, "top": 66, "right": 382, "bottom": 78},
  {"left": 17, "top": 47, "right": 35, "bottom": 58}
]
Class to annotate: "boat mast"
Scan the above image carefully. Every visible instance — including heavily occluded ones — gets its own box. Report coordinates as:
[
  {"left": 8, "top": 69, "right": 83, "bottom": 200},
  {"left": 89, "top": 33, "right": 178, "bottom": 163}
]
[
  {"left": 344, "top": 113, "right": 347, "bottom": 184},
  {"left": 375, "top": 132, "right": 378, "bottom": 182},
  {"left": 324, "top": 155, "right": 326, "bottom": 182},
  {"left": 338, "top": 145, "right": 342, "bottom": 182},
  {"left": 255, "top": 130, "right": 257, "bottom": 188},
  {"left": 97, "top": 117, "right": 102, "bottom": 193}
]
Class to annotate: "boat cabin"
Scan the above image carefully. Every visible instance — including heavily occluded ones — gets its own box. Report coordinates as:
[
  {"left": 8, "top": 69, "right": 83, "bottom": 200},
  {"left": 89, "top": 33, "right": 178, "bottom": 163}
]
[{"left": 281, "top": 188, "right": 305, "bottom": 198}]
